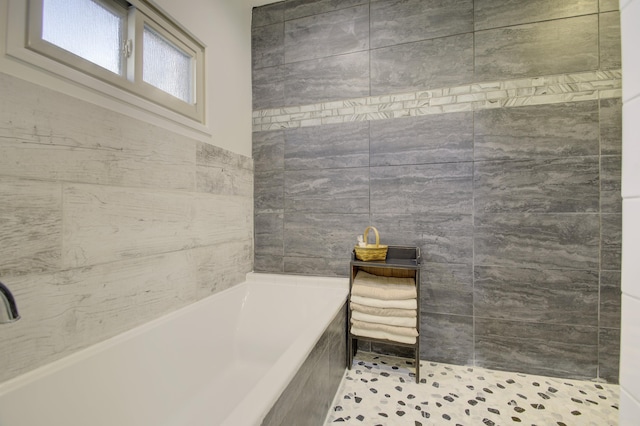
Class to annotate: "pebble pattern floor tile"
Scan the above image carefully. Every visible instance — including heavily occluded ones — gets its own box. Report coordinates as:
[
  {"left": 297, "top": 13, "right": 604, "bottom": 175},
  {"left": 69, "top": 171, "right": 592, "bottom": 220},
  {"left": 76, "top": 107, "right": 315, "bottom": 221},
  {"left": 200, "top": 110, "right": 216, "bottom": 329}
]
[{"left": 325, "top": 352, "right": 619, "bottom": 426}]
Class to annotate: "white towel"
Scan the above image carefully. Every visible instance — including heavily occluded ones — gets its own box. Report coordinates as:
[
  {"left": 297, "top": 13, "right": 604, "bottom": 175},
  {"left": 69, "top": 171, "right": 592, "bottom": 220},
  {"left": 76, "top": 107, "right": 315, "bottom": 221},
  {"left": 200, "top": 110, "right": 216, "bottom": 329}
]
[
  {"left": 351, "top": 310, "right": 416, "bottom": 328},
  {"left": 351, "top": 319, "right": 418, "bottom": 337},
  {"left": 350, "top": 302, "right": 416, "bottom": 318},
  {"left": 351, "top": 271, "right": 416, "bottom": 300},
  {"left": 350, "top": 295, "right": 417, "bottom": 309},
  {"left": 350, "top": 326, "right": 416, "bottom": 345}
]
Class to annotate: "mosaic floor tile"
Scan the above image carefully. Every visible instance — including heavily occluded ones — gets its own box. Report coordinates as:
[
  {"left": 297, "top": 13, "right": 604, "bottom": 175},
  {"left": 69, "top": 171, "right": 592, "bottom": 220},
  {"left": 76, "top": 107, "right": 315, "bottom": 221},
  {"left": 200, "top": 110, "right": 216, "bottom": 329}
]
[{"left": 325, "top": 352, "right": 619, "bottom": 426}]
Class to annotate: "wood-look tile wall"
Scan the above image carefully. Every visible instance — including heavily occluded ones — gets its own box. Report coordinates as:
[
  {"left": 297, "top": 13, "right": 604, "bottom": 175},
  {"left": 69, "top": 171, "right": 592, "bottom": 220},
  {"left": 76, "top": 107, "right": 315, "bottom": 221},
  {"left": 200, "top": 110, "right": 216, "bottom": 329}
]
[
  {"left": 252, "top": 0, "right": 622, "bottom": 382},
  {"left": 0, "top": 73, "right": 253, "bottom": 383}
]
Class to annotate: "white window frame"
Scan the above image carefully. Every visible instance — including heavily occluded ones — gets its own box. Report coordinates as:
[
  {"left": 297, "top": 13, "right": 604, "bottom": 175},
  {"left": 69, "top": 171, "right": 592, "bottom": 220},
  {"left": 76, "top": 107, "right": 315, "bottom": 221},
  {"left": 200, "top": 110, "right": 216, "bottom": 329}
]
[{"left": 7, "top": 0, "right": 205, "bottom": 124}]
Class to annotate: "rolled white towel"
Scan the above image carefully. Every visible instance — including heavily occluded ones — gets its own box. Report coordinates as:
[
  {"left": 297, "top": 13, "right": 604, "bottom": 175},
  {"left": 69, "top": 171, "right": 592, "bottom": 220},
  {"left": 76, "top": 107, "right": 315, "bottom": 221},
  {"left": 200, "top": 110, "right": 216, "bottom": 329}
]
[
  {"left": 350, "top": 326, "right": 416, "bottom": 345},
  {"left": 351, "top": 271, "right": 416, "bottom": 300},
  {"left": 351, "top": 310, "right": 416, "bottom": 328},
  {"left": 351, "top": 319, "right": 418, "bottom": 337},
  {"left": 350, "top": 295, "right": 417, "bottom": 309},
  {"left": 350, "top": 302, "right": 416, "bottom": 318}
]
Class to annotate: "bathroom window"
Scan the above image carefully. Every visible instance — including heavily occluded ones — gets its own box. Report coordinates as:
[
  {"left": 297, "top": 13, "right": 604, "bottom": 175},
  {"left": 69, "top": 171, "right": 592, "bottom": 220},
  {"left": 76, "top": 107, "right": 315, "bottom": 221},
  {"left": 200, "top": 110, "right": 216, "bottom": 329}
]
[{"left": 25, "top": 0, "right": 204, "bottom": 122}]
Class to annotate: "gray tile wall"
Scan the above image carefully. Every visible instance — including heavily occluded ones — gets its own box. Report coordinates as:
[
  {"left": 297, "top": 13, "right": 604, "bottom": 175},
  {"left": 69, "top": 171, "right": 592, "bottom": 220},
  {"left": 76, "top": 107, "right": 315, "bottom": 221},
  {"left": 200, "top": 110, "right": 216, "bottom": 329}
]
[{"left": 252, "top": 0, "right": 621, "bottom": 382}]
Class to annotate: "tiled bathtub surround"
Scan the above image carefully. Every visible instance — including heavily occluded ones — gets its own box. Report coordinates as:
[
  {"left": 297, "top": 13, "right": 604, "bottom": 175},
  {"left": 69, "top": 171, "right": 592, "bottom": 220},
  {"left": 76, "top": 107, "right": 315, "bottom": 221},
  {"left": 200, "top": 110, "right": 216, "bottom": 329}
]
[
  {"left": 263, "top": 304, "right": 347, "bottom": 425},
  {"left": 252, "top": 0, "right": 622, "bottom": 383}
]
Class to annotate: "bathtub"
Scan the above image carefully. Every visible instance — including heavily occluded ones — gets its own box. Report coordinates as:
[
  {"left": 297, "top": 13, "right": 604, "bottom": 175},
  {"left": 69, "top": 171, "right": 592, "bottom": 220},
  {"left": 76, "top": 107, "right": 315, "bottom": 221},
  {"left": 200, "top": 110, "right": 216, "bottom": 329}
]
[{"left": 0, "top": 273, "right": 349, "bottom": 426}]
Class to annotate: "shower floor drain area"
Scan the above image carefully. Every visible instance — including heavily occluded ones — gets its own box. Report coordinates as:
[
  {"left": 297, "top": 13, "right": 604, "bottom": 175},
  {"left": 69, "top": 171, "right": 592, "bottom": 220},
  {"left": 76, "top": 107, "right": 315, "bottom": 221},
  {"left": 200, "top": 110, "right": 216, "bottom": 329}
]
[{"left": 325, "top": 352, "right": 619, "bottom": 426}]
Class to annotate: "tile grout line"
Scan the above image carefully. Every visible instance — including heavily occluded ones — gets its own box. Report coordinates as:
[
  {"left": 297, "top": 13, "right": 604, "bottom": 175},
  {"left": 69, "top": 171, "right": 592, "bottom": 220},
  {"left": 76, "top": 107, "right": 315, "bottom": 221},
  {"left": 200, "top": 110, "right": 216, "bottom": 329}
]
[{"left": 597, "top": 96, "right": 603, "bottom": 381}]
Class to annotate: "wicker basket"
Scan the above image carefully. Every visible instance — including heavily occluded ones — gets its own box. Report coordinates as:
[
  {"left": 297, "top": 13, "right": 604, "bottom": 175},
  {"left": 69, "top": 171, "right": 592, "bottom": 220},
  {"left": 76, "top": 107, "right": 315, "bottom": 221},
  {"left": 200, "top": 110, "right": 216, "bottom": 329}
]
[{"left": 354, "top": 226, "right": 388, "bottom": 261}]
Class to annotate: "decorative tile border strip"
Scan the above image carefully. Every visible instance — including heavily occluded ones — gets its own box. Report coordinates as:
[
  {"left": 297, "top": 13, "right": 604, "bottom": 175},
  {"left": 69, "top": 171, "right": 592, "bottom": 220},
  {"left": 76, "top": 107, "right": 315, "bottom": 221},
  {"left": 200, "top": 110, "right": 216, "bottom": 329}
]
[{"left": 252, "top": 70, "right": 622, "bottom": 132}]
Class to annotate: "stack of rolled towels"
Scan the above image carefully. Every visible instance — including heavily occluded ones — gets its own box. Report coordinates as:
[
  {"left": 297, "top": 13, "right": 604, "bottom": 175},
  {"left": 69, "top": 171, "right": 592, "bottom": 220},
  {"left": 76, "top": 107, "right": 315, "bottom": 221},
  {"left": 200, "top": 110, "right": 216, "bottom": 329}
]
[{"left": 350, "top": 270, "right": 418, "bottom": 345}]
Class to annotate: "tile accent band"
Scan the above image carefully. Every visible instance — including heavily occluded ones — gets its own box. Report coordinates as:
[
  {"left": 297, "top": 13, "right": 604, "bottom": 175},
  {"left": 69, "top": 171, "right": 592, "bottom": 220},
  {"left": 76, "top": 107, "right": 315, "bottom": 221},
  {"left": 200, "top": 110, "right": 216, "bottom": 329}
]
[{"left": 252, "top": 69, "right": 621, "bottom": 132}]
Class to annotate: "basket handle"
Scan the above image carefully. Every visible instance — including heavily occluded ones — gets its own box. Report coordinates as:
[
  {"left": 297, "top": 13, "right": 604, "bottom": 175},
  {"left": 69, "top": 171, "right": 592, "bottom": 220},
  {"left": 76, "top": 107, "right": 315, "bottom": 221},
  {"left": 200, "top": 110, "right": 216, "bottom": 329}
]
[{"left": 363, "top": 226, "right": 381, "bottom": 247}]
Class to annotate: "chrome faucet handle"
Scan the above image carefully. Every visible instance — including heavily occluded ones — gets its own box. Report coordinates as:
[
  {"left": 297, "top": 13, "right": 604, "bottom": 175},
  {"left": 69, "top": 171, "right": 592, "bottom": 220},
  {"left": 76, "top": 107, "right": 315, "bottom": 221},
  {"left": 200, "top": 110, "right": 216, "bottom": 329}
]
[{"left": 0, "top": 281, "right": 20, "bottom": 323}]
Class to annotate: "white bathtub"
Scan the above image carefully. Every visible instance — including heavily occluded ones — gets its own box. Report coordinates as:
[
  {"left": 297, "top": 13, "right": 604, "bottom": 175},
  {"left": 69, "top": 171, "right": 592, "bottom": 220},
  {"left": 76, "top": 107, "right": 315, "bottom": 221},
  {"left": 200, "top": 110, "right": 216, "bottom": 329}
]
[{"left": 0, "top": 273, "right": 349, "bottom": 426}]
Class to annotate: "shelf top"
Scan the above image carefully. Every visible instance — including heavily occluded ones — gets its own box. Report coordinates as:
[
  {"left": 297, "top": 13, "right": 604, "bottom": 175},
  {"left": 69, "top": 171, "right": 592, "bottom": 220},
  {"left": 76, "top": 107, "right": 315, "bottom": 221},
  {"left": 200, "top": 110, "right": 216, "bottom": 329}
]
[{"left": 350, "top": 245, "right": 421, "bottom": 269}]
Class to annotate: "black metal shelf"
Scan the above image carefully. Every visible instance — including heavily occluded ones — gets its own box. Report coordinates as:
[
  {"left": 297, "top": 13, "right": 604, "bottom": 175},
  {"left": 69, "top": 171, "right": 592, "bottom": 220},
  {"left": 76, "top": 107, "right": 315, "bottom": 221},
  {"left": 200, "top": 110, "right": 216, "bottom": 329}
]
[{"left": 348, "top": 245, "right": 422, "bottom": 382}]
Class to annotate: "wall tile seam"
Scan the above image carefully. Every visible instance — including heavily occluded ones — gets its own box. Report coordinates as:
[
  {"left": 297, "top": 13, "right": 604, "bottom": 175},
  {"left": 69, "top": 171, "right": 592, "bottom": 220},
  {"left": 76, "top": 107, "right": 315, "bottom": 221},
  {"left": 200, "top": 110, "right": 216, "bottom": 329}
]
[
  {"left": 5, "top": 241, "right": 253, "bottom": 282},
  {"left": 252, "top": 7, "right": 611, "bottom": 38},
  {"left": 251, "top": 69, "right": 622, "bottom": 132},
  {"left": 473, "top": 10, "right": 604, "bottom": 34},
  {"left": 468, "top": 315, "right": 601, "bottom": 329},
  {"left": 251, "top": 1, "right": 371, "bottom": 28}
]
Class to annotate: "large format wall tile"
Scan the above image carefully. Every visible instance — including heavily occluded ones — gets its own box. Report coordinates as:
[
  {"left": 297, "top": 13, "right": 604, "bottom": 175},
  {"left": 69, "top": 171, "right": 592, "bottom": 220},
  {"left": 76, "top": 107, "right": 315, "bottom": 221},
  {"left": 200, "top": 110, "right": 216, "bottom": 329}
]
[
  {"left": 600, "top": 270, "right": 622, "bottom": 329},
  {"left": 600, "top": 11, "right": 622, "bottom": 70},
  {"left": 475, "top": 15, "right": 599, "bottom": 80},
  {"left": 284, "top": 167, "right": 369, "bottom": 213},
  {"left": 285, "top": 52, "right": 369, "bottom": 106},
  {"left": 284, "top": 213, "right": 369, "bottom": 258},
  {"left": 370, "top": 341, "right": 415, "bottom": 359},
  {"left": 254, "top": 169, "right": 284, "bottom": 213},
  {"left": 192, "top": 193, "right": 253, "bottom": 248},
  {"left": 372, "top": 213, "right": 473, "bottom": 265},
  {"left": 600, "top": 0, "right": 619, "bottom": 11},
  {"left": 421, "top": 262, "right": 473, "bottom": 316},
  {"left": 599, "top": 327, "right": 621, "bottom": 383},
  {"left": 0, "top": 74, "right": 196, "bottom": 191},
  {"left": 62, "top": 185, "right": 252, "bottom": 268},
  {"left": 600, "top": 98, "right": 623, "bottom": 156},
  {"left": 284, "top": 5, "right": 369, "bottom": 63},
  {"left": 474, "top": 213, "right": 600, "bottom": 270},
  {"left": 0, "top": 178, "right": 61, "bottom": 276},
  {"left": 475, "top": 319, "right": 598, "bottom": 379},
  {"left": 474, "top": 157, "right": 600, "bottom": 213},
  {"left": 196, "top": 162, "right": 252, "bottom": 197},
  {"left": 253, "top": 130, "right": 285, "bottom": 172},
  {"left": 252, "top": 65, "right": 285, "bottom": 110},
  {"left": 194, "top": 241, "right": 252, "bottom": 298},
  {"left": 370, "top": 0, "right": 473, "bottom": 49},
  {"left": 196, "top": 143, "right": 253, "bottom": 197},
  {"left": 474, "top": 0, "right": 597, "bottom": 31},
  {"left": 601, "top": 155, "right": 622, "bottom": 213},
  {"left": 371, "top": 33, "right": 474, "bottom": 96},
  {"left": 370, "top": 112, "right": 473, "bottom": 166},
  {"left": 284, "top": 0, "right": 367, "bottom": 21},
  {"left": 285, "top": 121, "right": 369, "bottom": 170},
  {"left": 474, "top": 101, "right": 599, "bottom": 161},
  {"left": 252, "top": 1, "right": 284, "bottom": 27},
  {"left": 252, "top": 23, "right": 284, "bottom": 70},
  {"left": 62, "top": 184, "right": 194, "bottom": 268},
  {"left": 370, "top": 163, "right": 473, "bottom": 214},
  {"left": 255, "top": 254, "right": 284, "bottom": 273},
  {"left": 601, "top": 213, "right": 622, "bottom": 271},
  {"left": 420, "top": 313, "right": 474, "bottom": 365},
  {"left": 254, "top": 213, "right": 284, "bottom": 258},
  {"left": 284, "top": 256, "right": 349, "bottom": 277},
  {"left": 1, "top": 251, "right": 198, "bottom": 383},
  {"left": 474, "top": 266, "right": 599, "bottom": 325}
]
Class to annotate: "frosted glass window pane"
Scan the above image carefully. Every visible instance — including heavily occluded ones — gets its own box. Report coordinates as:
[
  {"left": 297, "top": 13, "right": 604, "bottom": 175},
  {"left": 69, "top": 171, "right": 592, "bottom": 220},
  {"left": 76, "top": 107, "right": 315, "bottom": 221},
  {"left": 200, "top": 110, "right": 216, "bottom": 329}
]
[
  {"left": 143, "top": 25, "right": 193, "bottom": 104},
  {"left": 42, "top": 0, "right": 124, "bottom": 75}
]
